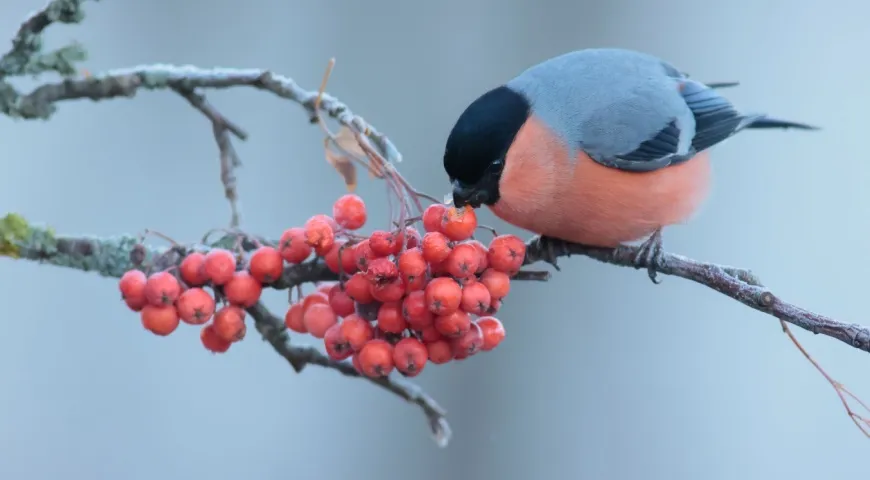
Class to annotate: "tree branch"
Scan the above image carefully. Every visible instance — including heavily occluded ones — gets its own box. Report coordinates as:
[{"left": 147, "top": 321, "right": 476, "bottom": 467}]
[{"left": 0, "top": 215, "right": 451, "bottom": 447}]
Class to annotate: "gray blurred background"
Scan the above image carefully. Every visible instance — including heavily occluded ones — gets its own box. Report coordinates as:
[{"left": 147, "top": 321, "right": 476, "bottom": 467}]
[{"left": 0, "top": 0, "right": 866, "bottom": 478}]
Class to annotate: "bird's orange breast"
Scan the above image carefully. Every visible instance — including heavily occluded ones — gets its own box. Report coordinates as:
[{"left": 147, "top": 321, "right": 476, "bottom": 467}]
[{"left": 490, "top": 116, "right": 711, "bottom": 247}]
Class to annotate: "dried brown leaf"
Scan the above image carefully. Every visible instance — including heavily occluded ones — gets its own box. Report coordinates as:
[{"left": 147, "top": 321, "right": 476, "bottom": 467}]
[
  {"left": 334, "top": 126, "right": 385, "bottom": 179},
  {"left": 325, "top": 146, "right": 358, "bottom": 192}
]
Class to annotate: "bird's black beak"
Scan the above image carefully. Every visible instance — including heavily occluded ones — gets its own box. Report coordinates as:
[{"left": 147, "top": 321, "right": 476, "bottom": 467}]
[{"left": 452, "top": 180, "right": 491, "bottom": 208}]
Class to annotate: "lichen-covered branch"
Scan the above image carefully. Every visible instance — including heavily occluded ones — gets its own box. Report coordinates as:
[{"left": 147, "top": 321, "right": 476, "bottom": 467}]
[{"left": 0, "top": 213, "right": 451, "bottom": 447}]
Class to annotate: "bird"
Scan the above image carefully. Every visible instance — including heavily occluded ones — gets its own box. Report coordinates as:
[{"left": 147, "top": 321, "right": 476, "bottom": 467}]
[{"left": 441, "top": 47, "right": 818, "bottom": 283}]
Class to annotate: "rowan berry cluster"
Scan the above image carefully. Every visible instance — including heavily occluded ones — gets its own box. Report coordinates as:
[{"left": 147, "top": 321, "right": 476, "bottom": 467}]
[{"left": 117, "top": 193, "right": 525, "bottom": 379}]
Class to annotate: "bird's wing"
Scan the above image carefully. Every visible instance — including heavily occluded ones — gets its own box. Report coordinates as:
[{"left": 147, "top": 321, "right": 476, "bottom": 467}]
[{"left": 678, "top": 79, "right": 760, "bottom": 153}]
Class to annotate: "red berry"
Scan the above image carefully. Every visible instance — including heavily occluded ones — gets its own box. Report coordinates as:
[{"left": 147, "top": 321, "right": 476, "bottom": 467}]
[
  {"left": 176, "top": 287, "right": 216, "bottom": 325},
  {"left": 352, "top": 239, "right": 375, "bottom": 271},
  {"left": 424, "top": 277, "right": 462, "bottom": 315},
  {"left": 421, "top": 232, "right": 452, "bottom": 264},
  {"left": 487, "top": 234, "right": 527, "bottom": 274},
  {"left": 397, "top": 247, "right": 427, "bottom": 279},
  {"left": 351, "top": 353, "right": 364, "bottom": 374},
  {"left": 369, "top": 230, "right": 402, "bottom": 256},
  {"left": 444, "top": 243, "right": 480, "bottom": 278},
  {"left": 344, "top": 273, "right": 375, "bottom": 304},
  {"left": 403, "top": 272, "right": 427, "bottom": 292},
  {"left": 278, "top": 227, "right": 312, "bottom": 264},
  {"left": 324, "top": 323, "right": 353, "bottom": 360},
  {"left": 479, "top": 268, "right": 511, "bottom": 299},
  {"left": 201, "top": 324, "right": 231, "bottom": 353},
  {"left": 403, "top": 227, "right": 422, "bottom": 249},
  {"left": 204, "top": 249, "right": 237, "bottom": 285},
  {"left": 248, "top": 246, "right": 284, "bottom": 283},
  {"left": 418, "top": 325, "right": 444, "bottom": 343},
  {"left": 434, "top": 310, "right": 472, "bottom": 338},
  {"left": 284, "top": 303, "right": 307, "bottom": 333},
  {"left": 366, "top": 257, "right": 399, "bottom": 284},
  {"left": 302, "top": 292, "right": 330, "bottom": 311},
  {"left": 213, "top": 306, "right": 247, "bottom": 342},
  {"left": 441, "top": 206, "right": 477, "bottom": 241},
  {"left": 377, "top": 302, "right": 407, "bottom": 333},
  {"left": 422, "top": 204, "right": 447, "bottom": 233},
  {"left": 477, "top": 316, "right": 506, "bottom": 351},
  {"left": 316, "top": 282, "right": 336, "bottom": 295},
  {"left": 223, "top": 271, "right": 263, "bottom": 307},
  {"left": 340, "top": 314, "right": 374, "bottom": 351},
  {"left": 303, "top": 303, "right": 338, "bottom": 339},
  {"left": 141, "top": 304, "right": 180, "bottom": 336},
  {"left": 333, "top": 194, "right": 368, "bottom": 230},
  {"left": 119, "top": 270, "right": 147, "bottom": 309},
  {"left": 460, "top": 280, "right": 491, "bottom": 315},
  {"left": 144, "top": 271, "right": 181, "bottom": 306},
  {"left": 304, "top": 216, "right": 336, "bottom": 256},
  {"left": 323, "top": 240, "right": 358, "bottom": 275},
  {"left": 487, "top": 299, "right": 502, "bottom": 315},
  {"left": 467, "top": 240, "right": 489, "bottom": 274},
  {"left": 358, "top": 339, "right": 395, "bottom": 377},
  {"left": 451, "top": 324, "right": 483, "bottom": 359},
  {"left": 179, "top": 252, "right": 209, "bottom": 287},
  {"left": 426, "top": 340, "right": 453, "bottom": 364},
  {"left": 402, "top": 291, "right": 434, "bottom": 330},
  {"left": 393, "top": 338, "right": 428, "bottom": 377},
  {"left": 370, "top": 277, "right": 405, "bottom": 303},
  {"left": 328, "top": 285, "right": 356, "bottom": 317}
]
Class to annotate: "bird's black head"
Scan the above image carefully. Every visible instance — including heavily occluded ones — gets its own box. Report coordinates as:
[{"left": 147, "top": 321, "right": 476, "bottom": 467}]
[{"left": 443, "top": 85, "right": 531, "bottom": 208}]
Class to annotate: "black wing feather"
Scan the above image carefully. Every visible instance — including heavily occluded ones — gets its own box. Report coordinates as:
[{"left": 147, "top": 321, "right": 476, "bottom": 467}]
[{"left": 679, "top": 79, "right": 756, "bottom": 153}]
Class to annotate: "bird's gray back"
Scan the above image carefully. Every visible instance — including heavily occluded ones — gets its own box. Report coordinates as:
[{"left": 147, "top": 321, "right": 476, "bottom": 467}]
[{"left": 506, "top": 48, "right": 695, "bottom": 162}]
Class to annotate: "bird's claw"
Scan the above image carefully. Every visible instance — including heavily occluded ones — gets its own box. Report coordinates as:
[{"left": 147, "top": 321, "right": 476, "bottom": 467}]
[
  {"left": 631, "top": 228, "right": 665, "bottom": 284},
  {"left": 532, "top": 235, "right": 571, "bottom": 271}
]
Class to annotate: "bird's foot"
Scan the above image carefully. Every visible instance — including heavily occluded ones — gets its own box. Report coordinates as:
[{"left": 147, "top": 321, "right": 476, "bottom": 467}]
[
  {"left": 530, "top": 235, "right": 572, "bottom": 271},
  {"left": 627, "top": 228, "right": 666, "bottom": 284}
]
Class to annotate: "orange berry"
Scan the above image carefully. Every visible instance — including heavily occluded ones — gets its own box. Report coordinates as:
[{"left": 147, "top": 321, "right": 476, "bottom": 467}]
[
  {"left": 460, "top": 280, "right": 491, "bottom": 315},
  {"left": 340, "top": 314, "right": 374, "bottom": 351},
  {"left": 404, "top": 227, "right": 422, "bottom": 249},
  {"left": 477, "top": 316, "right": 506, "bottom": 351},
  {"left": 332, "top": 194, "right": 368, "bottom": 230},
  {"left": 434, "top": 310, "right": 472, "bottom": 338},
  {"left": 223, "top": 271, "right": 263, "bottom": 307},
  {"left": 278, "top": 227, "right": 312, "bottom": 264},
  {"left": 302, "top": 292, "right": 330, "bottom": 311},
  {"left": 422, "top": 204, "right": 447, "bottom": 233},
  {"left": 179, "top": 252, "right": 208, "bottom": 287},
  {"left": 144, "top": 271, "right": 181, "bottom": 306},
  {"left": 284, "top": 303, "right": 307, "bottom": 333},
  {"left": 351, "top": 352, "right": 364, "bottom": 374},
  {"left": 370, "top": 277, "right": 405, "bottom": 303},
  {"left": 328, "top": 284, "right": 356, "bottom": 317},
  {"left": 402, "top": 291, "right": 433, "bottom": 330},
  {"left": 204, "top": 249, "right": 237, "bottom": 285},
  {"left": 176, "top": 287, "right": 216, "bottom": 325},
  {"left": 369, "top": 230, "right": 403, "bottom": 256},
  {"left": 248, "top": 246, "right": 284, "bottom": 284},
  {"left": 444, "top": 243, "right": 480, "bottom": 278},
  {"left": 418, "top": 325, "right": 445, "bottom": 343},
  {"left": 352, "top": 239, "right": 375, "bottom": 271},
  {"left": 440, "top": 206, "right": 477, "bottom": 241},
  {"left": 397, "top": 247, "right": 427, "bottom": 279},
  {"left": 403, "top": 272, "right": 427, "bottom": 292},
  {"left": 303, "top": 215, "right": 336, "bottom": 256},
  {"left": 424, "top": 277, "right": 462, "bottom": 315},
  {"left": 119, "top": 270, "right": 147, "bottom": 310},
  {"left": 377, "top": 302, "right": 407, "bottom": 333},
  {"left": 141, "top": 304, "right": 180, "bottom": 336},
  {"left": 323, "top": 240, "right": 358, "bottom": 275},
  {"left": 213, "top": 305, "right": 247, "bottom": 342},
  {"left": 365, "top": 257, "right": 398, "bottom": 284},
  {"left": 324, "top": 323, "right": 353, "bottom": 360},
  {"left": 421, "top": 232, "right": 452, "bottom": 264},
  {"left": 344, "top": 272, "right": 374, "bottom": 304},
  {"left": 303, "top": 303, "right": 338, "bottom": 338},
  {"left": 451, "top": 324, "right": 483, "bottom": 359},
  {"left": 487, "top": 234, "right": 526, "bottom": 274},
  {"left": 479, "top": 268, "right": 511, "bottom": 299},
  {"left": 358, "top": 339, "right": 395, "bottom": 377},
  {"left": 393, "top": 337, "right": 428, "bottom": 377},
  {"left": 467, "top": 240, "right": 489, "bottom": 274},
  {"left": 200, "top": 324, "right": 231, "bottom": 353},
  {"left": 426, "top": 340, "right": 453, "bottom": 364}
]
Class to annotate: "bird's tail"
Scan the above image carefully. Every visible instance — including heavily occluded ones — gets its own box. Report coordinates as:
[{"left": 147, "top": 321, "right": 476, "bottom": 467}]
[{"left": 741, "top": 115, "right": 820, "bottom": 131}]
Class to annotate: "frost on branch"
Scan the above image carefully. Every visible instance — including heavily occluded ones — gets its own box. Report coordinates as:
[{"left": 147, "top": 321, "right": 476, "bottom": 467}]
[{"left": 2, "top": 0, "right": 870, "bottom": 448}]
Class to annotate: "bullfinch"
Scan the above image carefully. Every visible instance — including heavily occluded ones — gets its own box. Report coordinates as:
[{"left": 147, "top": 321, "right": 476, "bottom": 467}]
[{"left": 442, "top": 48, "right": 818, "bottom": 282}]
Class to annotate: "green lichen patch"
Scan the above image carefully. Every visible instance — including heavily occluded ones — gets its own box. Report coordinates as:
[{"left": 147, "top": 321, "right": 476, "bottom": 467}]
[{"left": 0, "top": 213, "right": 31, "bottom": 258}]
